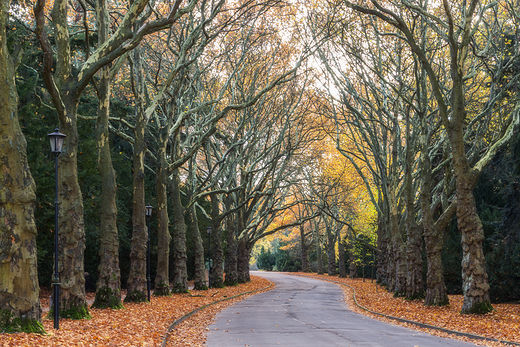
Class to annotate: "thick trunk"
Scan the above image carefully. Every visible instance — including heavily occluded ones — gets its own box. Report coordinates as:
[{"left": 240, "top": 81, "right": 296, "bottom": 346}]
[
  {"left": 224, "top": 206, "right": 238, "bottom": 285},
  {"left": 0, "top": 17, "right": 43, "bottom": 331},
  {"left": 170, "top": 169, "right": 188, "bottom": 293},
  {"left": 210, "top": 195, "right": 224, "bottom": 287},
  {"left": 300, "top": 225, "right": 310, "bottom": 273},
  {"left": 450, "top": 91, "right": 492, "bottom": 313},
  {"left": 420, "top": 114, "right": 449, "bottom": 306},
  {"left": 424, "top": 223, "right": 448, "bottom": 306},
  {"left": 337, "top": 231, "right": 346, "bottom": 278},
  {"left": 237, "top": 237, "right": 251, "bottom": 283},
  {"left": 93, "top": 63, "right": 122, "bottom": 309},
  {"left": 154, "top": 155, "right": 171, "bottom": 295},
  {"left": 405, "top": 222, "right": 424, "bottom": 300},
  {"left": 57, "top": 99, "right": 89, "bottom": 317},
  {"left": 189, "top": 205, "right": 206, "bottom": 290},
  {"left": 125, "top": 51, "right": 147, "bottom": 301},
  {"left": 455, "top": 170, "right": 491, "bottom": 313},
  {"left": 326, "top": 224, "right": 336, "bottom": 276}
]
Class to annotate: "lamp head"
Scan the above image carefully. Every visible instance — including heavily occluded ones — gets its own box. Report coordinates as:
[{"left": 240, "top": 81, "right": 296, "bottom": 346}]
[
  {"left": 145, "top": 205, "right": 153, "bottom": 217},
  {"left": 47, "top": 128, "right": 66, "bottom": 153}
]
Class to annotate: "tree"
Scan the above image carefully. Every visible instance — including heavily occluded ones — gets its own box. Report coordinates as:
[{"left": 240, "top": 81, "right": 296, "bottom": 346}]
[
  {"left": 0, "top": 1, "right": 44, "bottom": 333},
  {"left": 91, "top": 0, "right": 123, "bottom": 309}
]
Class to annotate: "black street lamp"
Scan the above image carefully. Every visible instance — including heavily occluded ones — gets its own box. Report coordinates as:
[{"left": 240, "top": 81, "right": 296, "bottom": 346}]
[
  {"left": 145, "top": 205, "right": 153, "bottom": 302},
  {"left": 207, "top": 226, "right": 212, "bottom": 288},
  {"left": 47, "top": 127, "right": 66, "bottom": 330}
]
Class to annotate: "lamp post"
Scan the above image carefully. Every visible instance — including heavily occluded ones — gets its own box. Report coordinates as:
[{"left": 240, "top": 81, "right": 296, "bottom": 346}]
[
  {"left": 207, "top": 226, "right": 212, "bottom": 288},
  {"left": 47, "top": 128, "right": 66, "bottom": 330},
  {"left": 145, "top": 204, "right": 153, "bottom": 302}
]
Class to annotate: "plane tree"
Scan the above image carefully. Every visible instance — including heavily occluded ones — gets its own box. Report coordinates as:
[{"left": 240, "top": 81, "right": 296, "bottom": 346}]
[{"left": 0, "top": 0, "right": 44, "bottom": 333}]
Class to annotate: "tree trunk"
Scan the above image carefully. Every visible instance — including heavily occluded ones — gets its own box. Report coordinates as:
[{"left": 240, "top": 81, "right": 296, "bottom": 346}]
[
  {"left": 125, "top": 48, "right": 148, "bottom": 302},
  {"left": 454, "top": 165, "right": 491, "bottom": 313},
  {"left": 189, "top": 204, "right": 207, "bottom": 290},
  {"left": 154, "top": 150, "right": 171, "bottom": 296},
  {"left": 300, "top": 225, "right": 310, "bottom": 273},
  {"left": 420, "top": 112, "right": 449, "bottom": 306},
  {"left": 92, "top": 62, "right": 122, "bottom": 309},
  {"left": 224, "top": 200, "right": 238, "bottom": 285},
  {"left": 326, "top": 224, "right": 336, "bottom": 276},
  {"left": 405, "top": 222, "right": 424, "bottom": 299},
  {"left": 337, "top": 230, "right": 346, "bottom": 278},
  {"left": 424, "top": 222, "right": 448, "bottom": 306},
  {"left": 348, "top": 243, "right": 357, "bottom": 278},
  {"left": 450, "top": 80, "right": 492, "bottom": 314},
  {"left": 388, "top": 139, "right": 406, "bottom": 296},
  {"left": 92, "top": 0, "right": 122, "bottom": 307},
  {"left": 315, "top": 225, "right": 323, "bottom": 274},
  {"left": 170, "top": 169, "right": 188, "bottom": 293},
  {"left": 210, "top": 195, "right": 224, "bottom": 287},
  {"left": 57, "top": 99, "right": 89, "bottom": 317},
  {"left": 404, "top": 112, "right": 423, "bottom": 300},
  {"left": 237, "top": 236, "right": 251, "bottom": 283},
  {"left": 376, "top": 212, "right": 389, "bottom": 285},
  {"left": 0, "top": 12, "right": 43, "bottom": 331}
]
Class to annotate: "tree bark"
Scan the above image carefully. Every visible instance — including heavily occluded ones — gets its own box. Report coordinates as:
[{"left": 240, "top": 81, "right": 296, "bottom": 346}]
[
  {"left": 210, "top": 194, "right": 224, "bottom": 287},
  {"left": 125, "top": 48, "right": 148, "bottom": 303},
  {"left": 404, "top": 111, "right": 424, "bottom": 300},
  {"left": 419, "top": 106, "right": 449, "bottom": 306},
  {"left": 453, "top": 148, "right": 491, "bottom": 313},
  {"left": 237, "top": 236, "right": 251, "bottom": 283},
  {"left": 349, "top": 242, "right": 357, "bottom": 278},
  {"left": 376, "top": 211, "right": 388, "bottom": 285},
  {"left": 315, "top": 222, "right": 323, "bottom": 274},
  {"left": 154, "top": 148, "right": 171, "bottom": 296},
  {"left": 189, "top": 205, "right": 207, "bottom": 290},
  {"left": 92, "top": 65, "right": 122, "bottom": 308},
  {"left": 300, "top": 225, "right": 310, "bottom": 273},
  {"left": 326, "top": 223, "right": 336, "bottom": 276},
  {"left": 92, "top": 0, "right": 122, "bottom": 309},
  {"left": 424, "top": 222, "right": 448, "bottom": 306},
  {"left": 450, "top": 62, "right": 491, "bottom": 314},
  {"left": 388, "top": 136, "right": 406, "bottom": 296},
  {"left": 56, "top": 98, "right": 89, "bottom": 316},
  {"left": 0, "top": 7, "right": 43, "bottom": 331},
  {"left": 337, "top": 230, "right": 346, "bottom": 278},
  {"left": 170, "top": 169, "right": 188, "bottom": 293},
  {"left": 224, "top": 197, "right": 238, "bottom": 285}
]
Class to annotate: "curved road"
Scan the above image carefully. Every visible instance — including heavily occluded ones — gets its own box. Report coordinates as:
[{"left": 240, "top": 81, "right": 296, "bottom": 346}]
[{"left": 207, "top": 272, "right": 478, "bottom": 347}]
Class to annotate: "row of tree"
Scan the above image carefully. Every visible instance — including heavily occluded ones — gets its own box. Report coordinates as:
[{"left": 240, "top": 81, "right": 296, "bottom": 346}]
[
  {"left": 1, "top": 0, "right": 322, "bottom": 333},
  {"left": 305, "top": 0, "right": 520, "bottom": 314}
]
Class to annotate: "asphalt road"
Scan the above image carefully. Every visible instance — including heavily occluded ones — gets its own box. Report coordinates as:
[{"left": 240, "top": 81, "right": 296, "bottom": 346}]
[{"left": 206, "top": 271, "right": 479, "bottom": 347}]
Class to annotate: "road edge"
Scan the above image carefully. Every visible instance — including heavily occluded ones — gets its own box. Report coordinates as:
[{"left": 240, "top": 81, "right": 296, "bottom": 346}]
[
  {"left": 160, "top": 279, "right": 274, "bottom": 347},
  {"left": 289, "top": 273, "right": 520, "bottom": 347}
]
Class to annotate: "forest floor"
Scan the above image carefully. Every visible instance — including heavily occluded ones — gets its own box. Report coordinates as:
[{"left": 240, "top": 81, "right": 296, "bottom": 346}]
[
  {"left": 1, "top": 273, "right": 519, "bottom": 346},
  {"left": 0, "top": 276, "right": 272, "bottom": 347},
  {"left": 292, "top": 272, "right": 520, "bottom": 347}
]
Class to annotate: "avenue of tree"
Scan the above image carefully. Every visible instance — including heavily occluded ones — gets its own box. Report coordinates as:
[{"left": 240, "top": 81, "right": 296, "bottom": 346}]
[{"left": 1, "top": 0, "right": 519, "bottom": 334}]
